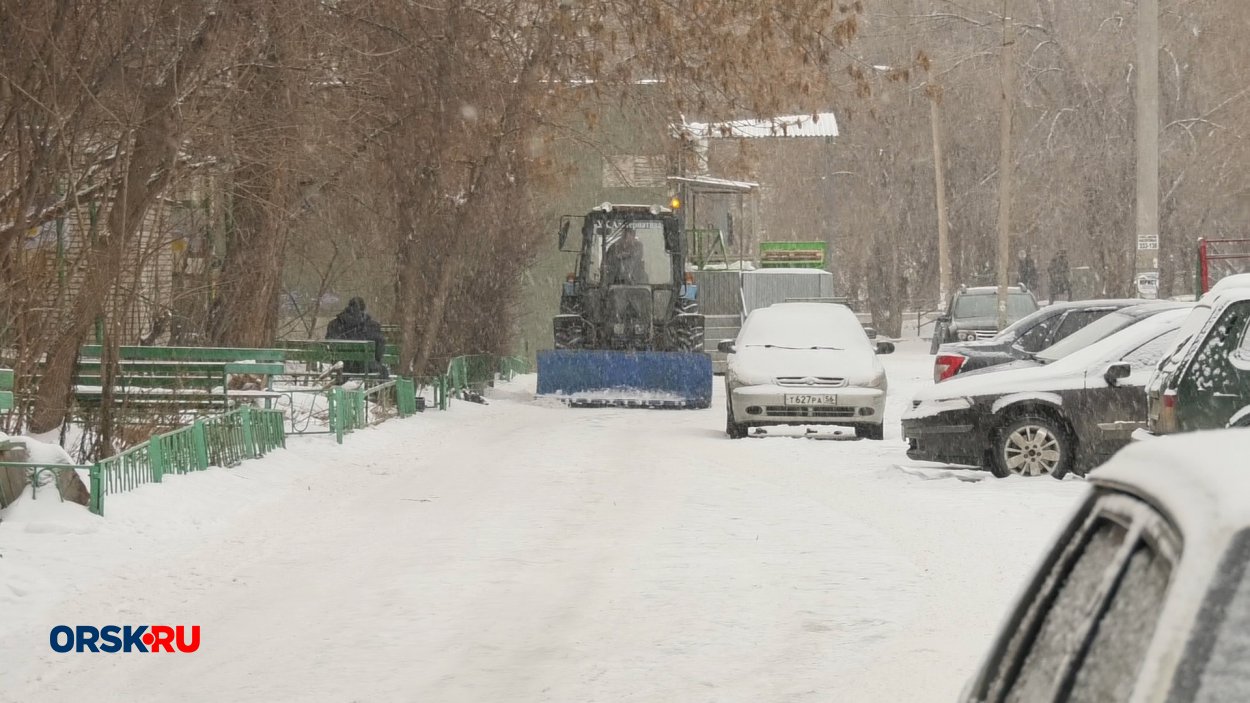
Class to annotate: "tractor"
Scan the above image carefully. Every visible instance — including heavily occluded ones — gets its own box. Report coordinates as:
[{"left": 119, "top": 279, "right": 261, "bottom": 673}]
[{"left": 536, "top": 203, "right": 712, "bottom": 407}]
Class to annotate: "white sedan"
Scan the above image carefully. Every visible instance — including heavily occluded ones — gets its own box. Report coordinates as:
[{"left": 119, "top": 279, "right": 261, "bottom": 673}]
[{"left": 717, "top": 302, "right": 893, "bottom": 439}]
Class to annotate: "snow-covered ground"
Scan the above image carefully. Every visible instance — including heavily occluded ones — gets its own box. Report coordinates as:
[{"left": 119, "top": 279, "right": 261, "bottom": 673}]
[{"left": 0, "top": 340, "right": 1086, "bottom": 703}]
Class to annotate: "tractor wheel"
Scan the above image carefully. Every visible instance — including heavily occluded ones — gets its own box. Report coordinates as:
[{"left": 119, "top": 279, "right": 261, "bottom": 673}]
[
  {"left": 554, "top": 321, "right": 585, "bottom": 350},
  {"left": 674, "top": 299, "right": 704, "bottom": 352}
]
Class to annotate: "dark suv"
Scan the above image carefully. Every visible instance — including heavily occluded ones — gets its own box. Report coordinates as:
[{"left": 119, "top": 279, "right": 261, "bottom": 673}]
[
  {"left": 929, "top": 285, "right": 1040, "bottom": 354},
  {"left": 933, "top": 299, "right": 1143, "bottom": 382},
  {"left": 1145, "top": 286, "right": 1250, "bottom": 434}
]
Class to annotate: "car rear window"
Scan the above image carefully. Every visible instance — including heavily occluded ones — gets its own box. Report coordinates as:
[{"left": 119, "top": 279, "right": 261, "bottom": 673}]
[
  {"left": 1158, "top": 303, "right": 1217, "bottom": 378},
  {"left": 953, "top": 293, "right": 1038, "bottom": 321}
]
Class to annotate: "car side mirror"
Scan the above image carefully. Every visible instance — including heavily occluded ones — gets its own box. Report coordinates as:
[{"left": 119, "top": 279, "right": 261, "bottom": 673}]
[
  {"left": 937, "top": 315, "right": 952, "bottom": 324},
  {"left": 717, "top": 340, "right": 736, "bottom": 354},
  {"left": 876, "top": 341, "right": 895, "bottom": 355},
  {"left": 1104, "top": 362, "right": 1131, "bottom": 386}
]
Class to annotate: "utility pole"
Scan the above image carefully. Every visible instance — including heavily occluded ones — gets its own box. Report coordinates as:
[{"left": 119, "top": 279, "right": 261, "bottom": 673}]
[
  {"left": 928, "top": 85, "right": 952, "bottom": 307},
  {"left": 996, "top": 1, "right": 1016, "bottom": 330},
  {"left": 1136, "top": 0, "right": 1160, "bottom": 296}
]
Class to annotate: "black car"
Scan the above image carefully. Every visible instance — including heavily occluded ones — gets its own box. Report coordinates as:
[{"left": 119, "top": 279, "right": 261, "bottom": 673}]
[
  {"left": 953, "top": 300, "right": 1194, "bottom": 380},
  {"left": 929, "top": 285, "right": 1040, "bottom": 354},
  {"left": 903, "top": 306, "right": 1191, "bottom": 479},
  {"left": 933, "top": 299, "right": 1143, "bottom": 383}
]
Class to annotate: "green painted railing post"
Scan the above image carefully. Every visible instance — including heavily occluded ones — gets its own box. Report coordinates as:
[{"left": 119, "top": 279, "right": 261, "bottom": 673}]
[
  {"left": 240, "top": 406, "right": 256, "bottom": 459},
  {"left": 331, "top": 387, "right": 345, "bottom": 444},
  {"left": 192, "top": 420, "right": 210, "bottom": 469},
  {"left": 89, "top": 464, "right": 103, "bottom": 515},
  {"left": 397, "top": 378, "right": 416, "bottom": 416},
  {"left": 352, "top": 390, "right": 365, "bottom": 428},
  {"left": 149, "top": 437, "right": 165, "bottom": 483}
]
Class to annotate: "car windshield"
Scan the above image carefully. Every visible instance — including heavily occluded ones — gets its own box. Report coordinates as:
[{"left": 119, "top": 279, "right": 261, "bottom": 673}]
[
  {"left": 738, "top": 305, "right": 871, "bottom": 351},
  {"left": 1037, "top": 310, "right": 1141, "bottom": 363},
  {"left": 953, "top": 292, "right": 1038, "bottom": 321}
]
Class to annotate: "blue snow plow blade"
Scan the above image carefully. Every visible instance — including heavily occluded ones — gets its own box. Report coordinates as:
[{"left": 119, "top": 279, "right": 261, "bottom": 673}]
[{"left": 536, "top": 350, "right": 713, "bottom": 409}]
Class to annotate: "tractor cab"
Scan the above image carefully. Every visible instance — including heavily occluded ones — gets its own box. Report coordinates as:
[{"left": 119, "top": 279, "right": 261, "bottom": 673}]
[{"left": 560, "top": 204, "right": 683, "bottom": 289}]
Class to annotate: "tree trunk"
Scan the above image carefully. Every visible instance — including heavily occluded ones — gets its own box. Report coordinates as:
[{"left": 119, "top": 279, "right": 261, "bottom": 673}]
[
  {"left": 209, "top": 25, "right": 294, "bottom": 347},
  {"left": 412, "top": 252, "right": 463, "bottom": 377},
  {"left": 29, "top": 10, "right": 223, "bottom": 433},
  {"left": 209, "top": 168, "right": 291, "bottom": 347}
]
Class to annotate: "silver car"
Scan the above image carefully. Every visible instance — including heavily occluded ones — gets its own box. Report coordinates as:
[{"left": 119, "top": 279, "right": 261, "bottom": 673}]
[
  {"left": 717, "top": 302, "right": 893, "bottom": 439},
  {"left": 961, "top": 429, "right": 1250, "bottom": 702}
]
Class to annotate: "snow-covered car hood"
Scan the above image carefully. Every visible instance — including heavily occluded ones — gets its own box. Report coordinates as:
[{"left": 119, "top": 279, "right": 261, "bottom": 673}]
[{"left": 729, "top": 346, "right": 884, "bottom": 386}]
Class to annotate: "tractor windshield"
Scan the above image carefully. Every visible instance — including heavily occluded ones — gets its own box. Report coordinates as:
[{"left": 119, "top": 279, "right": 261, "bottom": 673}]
[{"left": 593, "top": 218, "right": 672, "bottom": 286}]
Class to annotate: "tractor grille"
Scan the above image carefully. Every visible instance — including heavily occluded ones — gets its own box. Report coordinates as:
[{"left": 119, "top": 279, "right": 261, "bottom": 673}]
[
  {"left": 774, "top": 376, "right": 847, "bottom": 387},
  {"left": 765, "top": 406, "right": 857, "bottom": 418}
]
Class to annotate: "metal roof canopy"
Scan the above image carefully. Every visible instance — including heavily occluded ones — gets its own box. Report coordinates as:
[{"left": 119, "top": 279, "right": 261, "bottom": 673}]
[
  {"left": 677, "top": 112, "right": 840, "bottom": 140},
  {"left": 666, "top": 175, "right": 759, "bottom": 194}
]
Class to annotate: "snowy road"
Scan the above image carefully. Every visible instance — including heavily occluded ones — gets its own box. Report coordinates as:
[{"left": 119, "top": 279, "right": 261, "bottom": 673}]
[{"left": 0, "top": 341, "right": 1086, "bottom": 703}]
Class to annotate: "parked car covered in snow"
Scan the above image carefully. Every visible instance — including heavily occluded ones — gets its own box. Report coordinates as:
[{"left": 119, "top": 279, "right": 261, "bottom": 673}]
[
  {"left": 949, "top": 301, "right": 1192, "bottom": 381},
  {"left": 718, "top": 302, "right": 893, "bottom": 440},
  {"left": 1145, "top": 285, "right": 1250, "bottom": 435},
  {"left": 933, "top": 299, "right": 1144, "bottom": 383},
  {"left": 960, "top": 429, "right": 1250, "bottom": 703},
  {"left": 902, "top": 307, "right": 1191, "bottom": 478},
  {"left": 929, "top": 285, "right": 1040, "bottom": 353}
]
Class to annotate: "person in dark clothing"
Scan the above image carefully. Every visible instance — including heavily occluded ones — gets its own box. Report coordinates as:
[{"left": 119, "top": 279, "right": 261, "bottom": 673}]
[
  {"left": 325, "top": 297, "right": 389, "bottom": 377},
  {"left": 604, "top": 227, "right": 647, "bottom": 285},
  {"left": 1048, "top": 250, "right": 1071, "bottom": 302},
  {"left": 1018, "top": 249, "right": 1039, "bottom": 292}
]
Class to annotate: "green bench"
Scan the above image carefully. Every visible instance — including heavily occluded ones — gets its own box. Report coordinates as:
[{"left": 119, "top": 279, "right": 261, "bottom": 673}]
[
  {"left": 71, "top": 347, "right": 288, "bottom": 420},
  {"left": 275, "top": 339, "right": 399, "bottom": 375},
  {"left": 0, "top": 368, "right": 12, "bottom": 412}
]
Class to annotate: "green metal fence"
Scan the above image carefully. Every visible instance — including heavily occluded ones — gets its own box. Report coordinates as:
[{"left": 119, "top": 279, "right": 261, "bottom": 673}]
[
  {"left": 89, "top": 407, "right": 287, "bottom": 516},
  {"left": 327, "top": 378, "right": 419, "bottom": 444},
  {"left": 498, "top": 356, "right": 527, "bottom": 382},
  {"left": 0, "top": 461, "right": 94, "bottom": 507},
  {"left": 434, "top": 354, "right": 527, "bottom": 410}
]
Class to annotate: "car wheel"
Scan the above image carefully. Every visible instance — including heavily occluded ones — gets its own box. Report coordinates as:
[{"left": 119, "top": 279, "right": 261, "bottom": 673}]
[
  {"left": 994, "top": 415, "right": 1072, "bottom": 479},
  {"left": 726, "top": 399, "right": 748, "bottom": 439},
  {"left": 855, "top": 423, "right": 884, "bottom": 440}
]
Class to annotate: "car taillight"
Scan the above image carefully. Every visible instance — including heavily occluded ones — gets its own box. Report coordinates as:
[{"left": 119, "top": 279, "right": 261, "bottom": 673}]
[
  {"left": 934, "top": 354, "right": 966, "bottom": 383},
  {"left": 1157, "top": 389, "right": 1179, "bottom": 434}
]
